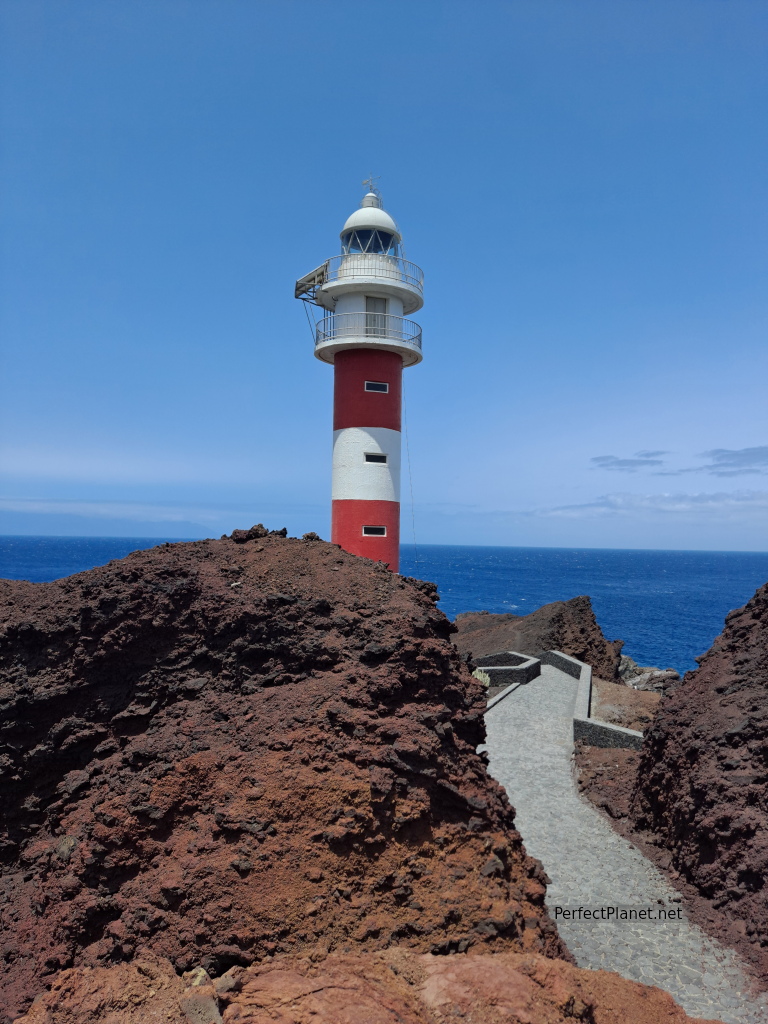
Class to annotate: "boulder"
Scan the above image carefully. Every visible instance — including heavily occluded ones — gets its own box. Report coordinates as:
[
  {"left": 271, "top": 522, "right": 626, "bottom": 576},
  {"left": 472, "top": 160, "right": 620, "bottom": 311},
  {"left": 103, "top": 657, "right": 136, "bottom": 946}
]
[{"left": 619, "top": 656, "right": 680, "bottom": 694}]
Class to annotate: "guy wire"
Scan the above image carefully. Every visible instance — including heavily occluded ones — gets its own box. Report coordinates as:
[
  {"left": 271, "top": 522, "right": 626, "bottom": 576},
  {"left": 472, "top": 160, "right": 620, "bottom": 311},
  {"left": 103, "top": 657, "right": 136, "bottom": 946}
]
[
  {"left": 402, "top": 375, "right": 418, "bottom": 571},
  {"left": 302, "top": 299, "right": 317, "bottom": 342}
]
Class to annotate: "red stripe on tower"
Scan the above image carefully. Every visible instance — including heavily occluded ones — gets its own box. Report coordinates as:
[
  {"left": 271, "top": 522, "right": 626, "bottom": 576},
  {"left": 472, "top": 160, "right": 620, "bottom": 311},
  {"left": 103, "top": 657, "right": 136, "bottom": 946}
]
[
  {"left": 295, "top": 185, "right": 424, "bottom": 572},
  {"left": 333, "top": 350, "right": 402, "bottom": 431},
  {"left": 331, "top": 498, "right": 400, "bottom": 568}
]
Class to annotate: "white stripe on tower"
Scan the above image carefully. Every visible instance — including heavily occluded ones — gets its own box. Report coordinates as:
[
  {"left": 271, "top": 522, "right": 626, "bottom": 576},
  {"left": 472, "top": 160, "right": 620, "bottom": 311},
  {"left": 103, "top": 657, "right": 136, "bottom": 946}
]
[{"left": 331, "top": 427, "right": 402, "bottom": 502}]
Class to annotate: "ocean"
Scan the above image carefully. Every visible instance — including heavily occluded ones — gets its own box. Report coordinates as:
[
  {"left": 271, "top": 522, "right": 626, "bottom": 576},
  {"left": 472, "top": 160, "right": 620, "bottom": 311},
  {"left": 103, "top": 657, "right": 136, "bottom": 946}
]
[{"left": 2, "top": 536, "right": 767, "bottom": 676}]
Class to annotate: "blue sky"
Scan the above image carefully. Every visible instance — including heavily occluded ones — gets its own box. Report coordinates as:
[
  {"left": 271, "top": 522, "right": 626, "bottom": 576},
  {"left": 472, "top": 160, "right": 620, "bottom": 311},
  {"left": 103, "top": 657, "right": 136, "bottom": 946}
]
[{"left": 1, "top": 0, "right": 766, "bottom": 549}]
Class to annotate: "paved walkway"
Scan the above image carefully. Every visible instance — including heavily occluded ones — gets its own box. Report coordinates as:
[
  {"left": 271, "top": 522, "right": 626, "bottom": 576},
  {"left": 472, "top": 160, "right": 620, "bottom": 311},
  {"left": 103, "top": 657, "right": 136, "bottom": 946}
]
[{"left": 482, "top": 664, "right": 768, "bottom": 1024}]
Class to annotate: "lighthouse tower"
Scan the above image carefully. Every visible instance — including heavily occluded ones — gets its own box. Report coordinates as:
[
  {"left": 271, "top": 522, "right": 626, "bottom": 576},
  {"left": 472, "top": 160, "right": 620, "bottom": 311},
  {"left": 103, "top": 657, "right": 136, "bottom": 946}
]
[{"left": 295, "top": 187, "right": 423, "bottom": 572}]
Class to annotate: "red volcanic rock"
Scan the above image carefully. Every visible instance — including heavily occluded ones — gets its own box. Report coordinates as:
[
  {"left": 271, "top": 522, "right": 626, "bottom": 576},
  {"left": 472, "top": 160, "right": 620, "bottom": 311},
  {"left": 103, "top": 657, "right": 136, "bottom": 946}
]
[
  {"left": 575, "top": 746, "right": 641, "bottom": 821},
  {"left": 0, "top": 532, "right": 566, "bottom": 1021},
  {"left": 453, "top": 597, "right": 624, "bottom": 680},
  {"left": 630, "top": 581, "right": 768, "bottom": 976},
  {"left": 17, "top": 949, "right": 720, "bottom": 1024}
]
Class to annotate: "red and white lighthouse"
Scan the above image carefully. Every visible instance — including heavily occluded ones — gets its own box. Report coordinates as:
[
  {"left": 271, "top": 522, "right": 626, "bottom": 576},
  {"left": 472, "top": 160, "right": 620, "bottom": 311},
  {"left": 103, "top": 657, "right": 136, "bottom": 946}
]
[{"left": 296, "top": 187, "right": 424, "bottom": 572}]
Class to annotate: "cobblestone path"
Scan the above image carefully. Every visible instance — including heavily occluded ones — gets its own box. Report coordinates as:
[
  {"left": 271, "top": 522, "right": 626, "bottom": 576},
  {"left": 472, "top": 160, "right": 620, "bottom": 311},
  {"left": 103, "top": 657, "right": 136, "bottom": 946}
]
[{"left": 482, "top": 664, "right": 768, "bottom": 1024}]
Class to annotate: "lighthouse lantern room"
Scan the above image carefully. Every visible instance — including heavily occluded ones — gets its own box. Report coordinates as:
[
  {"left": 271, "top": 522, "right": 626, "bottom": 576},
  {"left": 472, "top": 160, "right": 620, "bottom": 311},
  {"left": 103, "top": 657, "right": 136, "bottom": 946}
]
[{"left": 295, "top": 186, "right": 424, "bottom": 572}]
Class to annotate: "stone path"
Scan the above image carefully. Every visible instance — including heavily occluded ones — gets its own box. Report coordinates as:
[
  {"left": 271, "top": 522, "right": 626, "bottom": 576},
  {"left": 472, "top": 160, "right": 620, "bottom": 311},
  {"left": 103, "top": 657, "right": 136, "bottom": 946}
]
[{"left": 482, "top": 664, "right": 768, "bottom": 1024}]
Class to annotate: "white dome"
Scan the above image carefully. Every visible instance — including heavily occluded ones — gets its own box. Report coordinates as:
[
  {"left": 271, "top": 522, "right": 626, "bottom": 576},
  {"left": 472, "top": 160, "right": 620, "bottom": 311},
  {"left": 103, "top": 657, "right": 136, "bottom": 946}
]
[{"left": 341, "top": 205, "right": 401, "bottom": 241}]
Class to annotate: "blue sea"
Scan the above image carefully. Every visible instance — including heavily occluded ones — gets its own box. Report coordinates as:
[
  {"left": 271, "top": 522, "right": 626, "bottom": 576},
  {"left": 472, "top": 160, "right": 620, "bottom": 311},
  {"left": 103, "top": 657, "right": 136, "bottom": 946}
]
[{"left": 1, "top": 536, "right": 767, "bottom": 676}]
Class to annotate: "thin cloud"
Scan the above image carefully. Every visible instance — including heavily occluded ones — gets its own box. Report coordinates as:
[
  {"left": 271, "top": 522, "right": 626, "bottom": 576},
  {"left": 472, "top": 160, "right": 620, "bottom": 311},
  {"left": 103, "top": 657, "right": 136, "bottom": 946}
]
[
  {"left": 536, "top": 490, "right": 768, "bottom": 519},
  {"left": 593, "top": 446, "right": 767, "bottom": 478},
  {"left": 657, "top": 446, "right": 768, "bottom": 477},
  {"left": 700, "top": 446, "right": 768, "bottom": 476},
  {"left": 591, "top": 455, "right": 665, "bottom": 472}
]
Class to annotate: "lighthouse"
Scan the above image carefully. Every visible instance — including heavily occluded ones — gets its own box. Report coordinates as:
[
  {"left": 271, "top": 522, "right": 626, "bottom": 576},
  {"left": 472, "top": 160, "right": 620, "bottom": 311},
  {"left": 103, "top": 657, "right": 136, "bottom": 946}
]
[{"left": 295, "top": 185, "right": 424, "bottom": 572}]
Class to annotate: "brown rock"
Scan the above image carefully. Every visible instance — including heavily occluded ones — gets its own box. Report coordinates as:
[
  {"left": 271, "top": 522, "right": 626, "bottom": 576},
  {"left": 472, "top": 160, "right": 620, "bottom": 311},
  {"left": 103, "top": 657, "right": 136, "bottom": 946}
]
[
  {"left": 16, "top": 949, "right": 720, "bottom": 1024},
  {"left": 179, "top": 983, "right": 222, "bottom": 1024},
  {"left": 15, "top": 956, "right": 185, "bottom": 1023},
  {"left": 0, "top": 534, "right": 565, "bottom": 1021},
  {"left": 630, "top": 580, "right": 768, "bottom": 979},
  {"left": 590, "top": 677, "right": 660, "bottom": 733},
  {"left": 574, "top": 745, "right": 642, "bottom": 820},
  {"left": 619, "top": 656, "right": 681, "bottom": 694},
  {"left": 453, "top": 596, "right": 624, "bottom": 680}
]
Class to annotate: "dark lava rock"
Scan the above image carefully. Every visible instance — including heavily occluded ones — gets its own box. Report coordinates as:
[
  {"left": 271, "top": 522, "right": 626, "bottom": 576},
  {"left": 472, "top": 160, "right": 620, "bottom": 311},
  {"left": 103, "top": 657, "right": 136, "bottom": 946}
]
[
  {"left": 453, "top": 596, "right": 624, "bottom": 681},
  {"left": 0, "top": 534, "right": 567, "bottom": 1021},
  {"left": 630, "top": 580, "right": 768, "bottom": 977}
]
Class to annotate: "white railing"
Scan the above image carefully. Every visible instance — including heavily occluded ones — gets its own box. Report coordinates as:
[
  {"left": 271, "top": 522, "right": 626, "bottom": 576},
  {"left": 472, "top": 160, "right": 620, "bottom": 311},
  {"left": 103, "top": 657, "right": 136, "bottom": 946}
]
[
  {"left": 324, "top": 254, "right": 424, "bottom": 295},
  {"left": 315, "top": 312, "right": 422, "bottom": 350}
]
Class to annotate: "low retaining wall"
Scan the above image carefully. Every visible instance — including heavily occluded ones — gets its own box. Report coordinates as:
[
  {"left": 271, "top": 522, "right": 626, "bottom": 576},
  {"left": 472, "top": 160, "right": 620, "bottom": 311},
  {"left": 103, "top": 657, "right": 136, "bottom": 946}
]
[
  {"left": 573, "top": 716, "right": 644, "bottom": 750},
  {"left": 475, "top": 651, "right": 529, "bottom": 668},
  {"left": 480, "top": 647, "right": 644, "bottom": 750},
  {"left": 477, "top": 652, "right": 541, "bottom": 691},
  {"left": 564, "top": 651, "right": 644, "bottom": 751},
  {"left": 478, "top": 651, "right": 542, "bottom": 708},
  {"left": 539, "top": 650, "right": 583, "bottom": 680}
]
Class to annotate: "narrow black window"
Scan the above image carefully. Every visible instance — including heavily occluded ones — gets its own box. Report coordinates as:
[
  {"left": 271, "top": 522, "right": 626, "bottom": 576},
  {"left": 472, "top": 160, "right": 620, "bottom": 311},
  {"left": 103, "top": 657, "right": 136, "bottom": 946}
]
[
  {"left": 364, "top": 453, "right": 387, "bottom": 464},
  {"left": 362, "top": 525, "right": 386, "bottom": 536},
  {"left": 364, "top": 381, "right": 388, "bottom": 393}
]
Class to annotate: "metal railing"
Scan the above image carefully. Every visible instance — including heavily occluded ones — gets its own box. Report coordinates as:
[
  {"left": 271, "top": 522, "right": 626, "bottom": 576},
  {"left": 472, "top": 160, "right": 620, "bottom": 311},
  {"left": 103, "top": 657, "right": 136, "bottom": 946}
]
[
  {"left": 324, "top": 254, "right": 424, "bottom": 295},
  {"left": 315, "top": 312, "right": 422, "bottom": 350}
]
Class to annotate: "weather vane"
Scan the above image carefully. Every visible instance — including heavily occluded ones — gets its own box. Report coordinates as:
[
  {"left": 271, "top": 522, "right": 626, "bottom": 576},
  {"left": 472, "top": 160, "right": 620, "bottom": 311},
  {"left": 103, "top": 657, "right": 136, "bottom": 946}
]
[{"left": 362, "top": 173, "right": 381, "bottom": 197}]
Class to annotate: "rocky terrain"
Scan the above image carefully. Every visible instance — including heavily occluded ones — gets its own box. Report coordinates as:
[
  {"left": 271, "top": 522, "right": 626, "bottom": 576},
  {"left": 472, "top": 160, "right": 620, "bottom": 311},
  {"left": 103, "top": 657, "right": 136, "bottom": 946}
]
[
  {"left": 16, "top": 949, "right": 722, "bottom": 1024},
  {"left": 0, "top": 531, "right": 722, "bottom": 1023},
  {"left": 575, "top": 746, "right": 641, "bottom": 821},
  {"left": 0, "top": 528, "right": 565, "bottom": 1020},
  {"left": 628, "top": 581, "right": 768, "bottom": 979},
  {"left": 618, "top": 656, "right": 680, "bottom": 695},
  {"left": 590, "top": 678, "right": 660, "bottom": 733},
  {"left": 453, "top": 597, "right": 624, "bottom": 680}
]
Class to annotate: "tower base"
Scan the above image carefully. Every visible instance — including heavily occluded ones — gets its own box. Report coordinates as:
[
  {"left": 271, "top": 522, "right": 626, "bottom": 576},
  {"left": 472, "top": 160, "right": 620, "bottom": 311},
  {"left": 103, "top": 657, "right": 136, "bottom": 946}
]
[{"left": 331, "top": 499, "right": 400, "bottom": 571}]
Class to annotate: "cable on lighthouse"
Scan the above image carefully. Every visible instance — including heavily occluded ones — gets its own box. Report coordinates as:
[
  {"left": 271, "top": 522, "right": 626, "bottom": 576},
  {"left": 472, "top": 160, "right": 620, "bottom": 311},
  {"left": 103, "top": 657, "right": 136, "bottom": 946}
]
[
  {"left": 402, "top": 375, "right": 419, "bottom": 571},
  {"left": 300, "top": 298, "right": 317, "bottom": 344}
]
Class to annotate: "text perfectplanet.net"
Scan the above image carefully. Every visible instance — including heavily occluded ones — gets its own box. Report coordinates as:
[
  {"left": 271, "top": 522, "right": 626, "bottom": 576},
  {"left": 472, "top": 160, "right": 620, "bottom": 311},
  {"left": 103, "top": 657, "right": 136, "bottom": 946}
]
[{"left": 554, "top": 906, "right": 683, "bottom": 922}]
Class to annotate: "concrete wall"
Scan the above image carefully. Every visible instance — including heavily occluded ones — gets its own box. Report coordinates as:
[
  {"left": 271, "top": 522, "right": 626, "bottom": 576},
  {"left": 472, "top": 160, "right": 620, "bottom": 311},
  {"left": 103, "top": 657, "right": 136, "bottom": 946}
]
[
  {"left": 573, "top": 716, "right": 644, "bottom": 751},
  {"left": 565, "top": 651, "right": 645, "bottom": 751},
  {"left": 479, "top": 647, "right": 645, "bottom": 751},
  {"left": 539, "top": 650, "right": 583, "bottom": 680},
  {"left": 482, "top": 660, "right": 541, "bottom": 688},
  {"left": 475, "top": 651, "right": 528, "bottom": 668}
]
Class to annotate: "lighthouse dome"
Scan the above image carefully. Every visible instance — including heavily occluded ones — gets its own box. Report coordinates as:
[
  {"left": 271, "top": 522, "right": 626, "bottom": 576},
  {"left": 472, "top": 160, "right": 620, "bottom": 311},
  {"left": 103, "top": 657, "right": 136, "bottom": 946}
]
[
  {"left": 340, "top": 194, "right": 401, "bottom": 254},
  {"left": 341, "top": 205, "right": 400, "bottom": 238}
]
